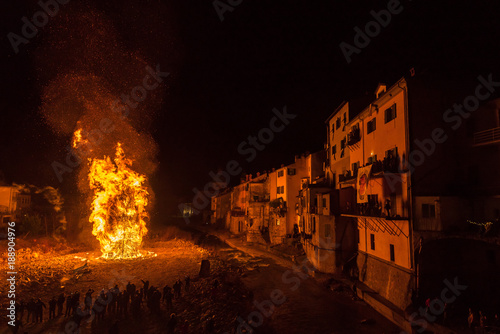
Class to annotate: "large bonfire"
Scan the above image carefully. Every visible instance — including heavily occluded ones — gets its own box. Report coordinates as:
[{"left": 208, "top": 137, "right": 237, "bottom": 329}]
[{"left": 86, "top": 142, "right": 149, "bottom": 259}]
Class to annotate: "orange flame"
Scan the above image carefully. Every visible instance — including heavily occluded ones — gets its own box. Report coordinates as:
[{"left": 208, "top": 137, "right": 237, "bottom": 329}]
[{"left": 88, "top": 142, "right": 149, "bottom": 259}]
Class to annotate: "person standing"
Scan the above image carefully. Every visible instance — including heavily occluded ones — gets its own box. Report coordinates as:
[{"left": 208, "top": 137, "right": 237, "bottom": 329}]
[
  {"left": 141, "top": 280, "right": 149, "bottom": 300},
  {"left": 468, "top": 308, "right": 475, "bottom": 329},
  {"left": 49, "top": 296, "right": 57, "bottom": 319},
  {"left": 384, "top": 199, "right": 392, "bottom": 218},
  {"left": 35, "top": 298, "right": 46, "bottom": 323},
  {"left": 57, "top": 293, "right": 65, "bottom": 316},
  {"left": 162, "top": 285, "right": 170, "bottom": 304},
  {"left": 65, "top": 293, "right": 73, "bottom": 317},
  {"left": 27, "top": 298, "right": 35, "bottom": 323},
  {"left": 84, "top": 288, "right": 95, "bottom": 313},
  {"left": 17, "top": 300, "right": 25, "bottom": 322},
  {"left": 479, "top": 310, "right": 487, "bottom": 334}
]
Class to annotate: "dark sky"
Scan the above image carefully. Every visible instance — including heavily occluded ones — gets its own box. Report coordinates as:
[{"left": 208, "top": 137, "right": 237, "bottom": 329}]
[{"left": 1, "top": 0, "right": 500, "bottom": 214}]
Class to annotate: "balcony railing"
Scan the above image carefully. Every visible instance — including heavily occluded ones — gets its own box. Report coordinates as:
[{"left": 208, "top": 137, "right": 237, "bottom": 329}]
[
  {"left": 473, "top": 127, "right": 500, "bottom": 146},
  {"left": 339, "top": 169, "right": 358, "bottom": 182},
  {"left": 342, "top": 202, "right": 382, "bottom": 217},
  {"left": 370, "top": 155, "right": 400, "bottom": 174},
  {"left": 347, "top": 128, "right": 361, "bottom": 146}
]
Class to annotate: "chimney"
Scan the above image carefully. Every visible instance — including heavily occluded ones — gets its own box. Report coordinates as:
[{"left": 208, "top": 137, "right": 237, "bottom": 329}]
[
  {"left": 294, "top": 155, "right": 299, "bottom": 162},
  {"left": 256, "top": 172, "right": 260, "bottom": 177},
  {"left": 272, "top": 168, "right": 275, "bottom": 172},
  {"left": 249, "top": 174, "right": 252, "bottom": 180}
]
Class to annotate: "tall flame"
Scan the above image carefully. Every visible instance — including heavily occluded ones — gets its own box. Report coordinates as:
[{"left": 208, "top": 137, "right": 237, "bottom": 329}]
[{"left": 88, "top": 142, "right": 149, "bottom": 259}]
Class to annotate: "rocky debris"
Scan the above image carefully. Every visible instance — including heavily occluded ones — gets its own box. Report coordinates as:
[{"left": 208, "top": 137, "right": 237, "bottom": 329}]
[
  {"left": 0, "top": 237, "right": 258, "bottom": 333},
  {"left": 173, "top": 259, "right": 254, "bottom": 334}
]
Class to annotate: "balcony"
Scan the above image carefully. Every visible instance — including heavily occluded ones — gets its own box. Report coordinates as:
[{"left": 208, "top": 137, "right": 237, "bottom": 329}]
[
  {"left": 347, "top": 128, "right": 361, "bottom": 146},
  {"left": 473, "top": 127, "right": 500, "bottom": 146},
  {"left": 339, "top": 169, "right": 357, "bottom": 182},
  {"left": 342, "top": 202, "right": 382, "bottom": 217},
  {"left": 370, "top": 155, "right": 400, "bottom": 174}
]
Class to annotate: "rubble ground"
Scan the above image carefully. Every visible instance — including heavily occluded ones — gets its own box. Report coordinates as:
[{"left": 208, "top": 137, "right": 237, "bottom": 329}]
[{"left": 0, "top": 232, "right": 262, "bottom": 334}]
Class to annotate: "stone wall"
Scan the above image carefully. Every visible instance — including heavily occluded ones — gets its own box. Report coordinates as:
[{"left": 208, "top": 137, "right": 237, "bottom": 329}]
[{"left": 357, "top": 251, "right": 414, "bottom": 311}]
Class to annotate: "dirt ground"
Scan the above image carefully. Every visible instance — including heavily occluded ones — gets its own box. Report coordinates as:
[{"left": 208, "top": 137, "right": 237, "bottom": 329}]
[{"left": 0, "top": 231, "right": 255, "bottom": 334}]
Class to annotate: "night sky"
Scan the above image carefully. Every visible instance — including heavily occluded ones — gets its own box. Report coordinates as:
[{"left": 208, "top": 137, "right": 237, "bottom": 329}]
[{"left": 1, "top": 0, "right": 500, "bottom": 215}]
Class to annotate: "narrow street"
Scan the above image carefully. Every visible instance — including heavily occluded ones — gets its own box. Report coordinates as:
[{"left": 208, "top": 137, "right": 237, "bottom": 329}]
[{"left": 194, "top": 229, "right": 402, "bottom": 334}]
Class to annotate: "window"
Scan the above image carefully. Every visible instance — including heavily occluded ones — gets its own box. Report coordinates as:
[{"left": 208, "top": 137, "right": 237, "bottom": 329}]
[
  {"left": 332, "top": 145, "right": 337, "bottom": 156},
  {"left": 322, "top": 198, "right": 327, "bottom": 208},
  {"left": 357, "top": 229, "right": 360, "bottom": 244},
  {"left": 390, "top": 244, "right": 395, "bottom": 262},
  {"left": 277, "top": 187, "right": 281, "bottom": 195},
  {"left": 384, "top": 104, "right": 397, "bottom": 123},
  {"left": 325, "top": 224, "right": 331, "bottom": 238},
  {"left": 352, "top": 161, "right": 359, "bottom": 172},
  {"left": 340, "top": 137, "right": 346, "bottom": 150},
  {"left": 370, "top": 234, "right": 375, "bottom": 250},
  {"left": 281, "top": 186, "right": 284, "bottom": 193},
  {"left": 278, "top": 170, "right": 284, "bottom": 177},
  {"left": 288, "top": 168, "right": 296, "bottom": 176},
  {"left": 422, "top": 204, "right": 436, "bottom": 218},
  {"left": 367, "top": 118, "right": 376, "bottom": 134},
  {"left": 336, "top": 118, "right": 341, "bottom": 129},
  {"left": 312, "top": 216, "right": 316, "bottom": 233}
]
